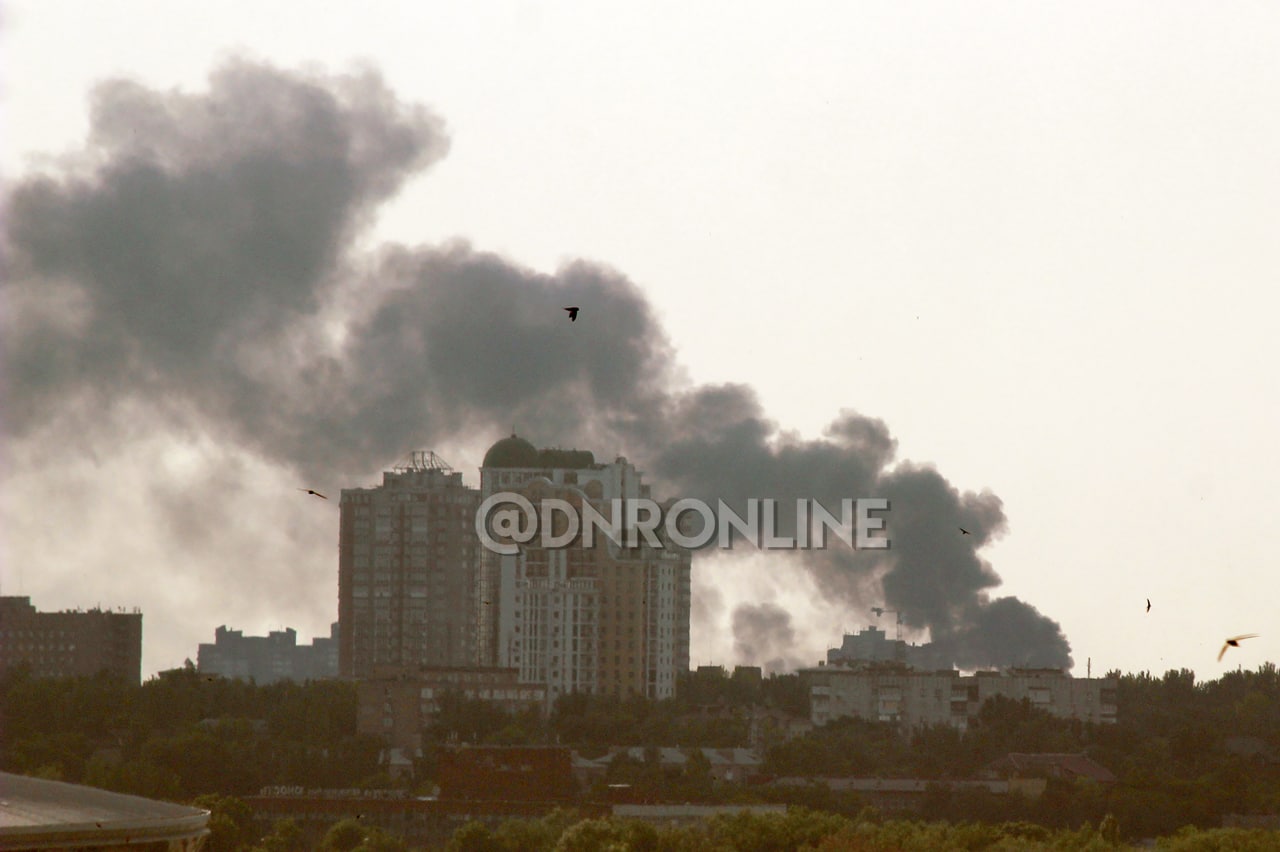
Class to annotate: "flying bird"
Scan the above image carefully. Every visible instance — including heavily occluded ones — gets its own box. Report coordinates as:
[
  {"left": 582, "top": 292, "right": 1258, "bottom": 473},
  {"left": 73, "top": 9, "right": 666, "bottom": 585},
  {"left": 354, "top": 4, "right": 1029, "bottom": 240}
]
[
  {"left": 1218, "top": 634, "right": 1259, "bottom": 661},
  {"left": 959, "top": 527, "right": 970, "bottom": 535},
  {"left": 1146, "top": 599, "right": 1151, "bottom": 613},
  {"left": 565, "top": 306, "right": 580, "bottom": 321},
  {"left": 298, "top": 488, "right": 328, "bottom": 500}
]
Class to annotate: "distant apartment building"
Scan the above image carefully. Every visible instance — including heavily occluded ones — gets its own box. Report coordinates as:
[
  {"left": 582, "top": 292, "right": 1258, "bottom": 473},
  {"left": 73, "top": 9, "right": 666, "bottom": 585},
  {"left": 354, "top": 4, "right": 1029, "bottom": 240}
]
[
  {"left": 338, "top": 453, "right": 481, "bottom": 678},
  {"left": 478, "top": 435, "right": 692, "bottom": 705},
  {"left": 356, "top": 665, "right": 546, "bottom": 752},
  {"left": 827, "top": 627, "right": 909, "bottom": 665},
  {"left": 803, "top": 664, "right": 1117, "bottom": 730},
  {"left": 196, "top": 623, "right": 339, "bottom": 684},
  {"left": 828, "top": 625, "right": 970, "bottom": 670},
  {"left": 0, "top": 596, "right": 142, "bottom": 684}
]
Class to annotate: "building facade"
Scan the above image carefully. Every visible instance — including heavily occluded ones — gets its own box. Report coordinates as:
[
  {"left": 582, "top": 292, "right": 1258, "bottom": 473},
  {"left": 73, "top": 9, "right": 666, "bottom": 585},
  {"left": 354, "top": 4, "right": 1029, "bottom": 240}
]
[
  {"left": 477, "top": 435, "right": 692, "bottom": 705},
  {"left": 356, "top": 665, "right": 546, "bottom": 752},
  {"left": 803, "top": 664, "right": 1117, "bottom": 730},
  {"left": 339, "top": 453, "right": 481, "bottom": 678},
  {"left": 197, "top": 623, "right": 339, "bottom": 684},
  {"left": 827, "top": 627, "right": 909, "bottom": 665},
  {"left": 0, "top": 597, "right": 142, "bottom": 685}
]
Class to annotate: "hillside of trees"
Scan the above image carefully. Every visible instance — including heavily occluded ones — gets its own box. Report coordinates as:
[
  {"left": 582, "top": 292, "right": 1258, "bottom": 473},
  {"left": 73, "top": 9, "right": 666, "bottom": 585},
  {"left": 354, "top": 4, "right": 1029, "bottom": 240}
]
[
  {"left": 2, "top": 661, "right": 1279, "bottom": 846},
  {"left": 0, "top": 661, "right": 384, "bottom": 800}
]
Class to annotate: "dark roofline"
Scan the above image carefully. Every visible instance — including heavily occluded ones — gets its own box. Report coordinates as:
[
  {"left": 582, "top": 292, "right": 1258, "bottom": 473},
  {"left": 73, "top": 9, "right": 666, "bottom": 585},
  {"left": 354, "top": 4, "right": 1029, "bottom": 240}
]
[
  {"left": 482, "top": 434, "right": 603, "bottom": 471},
  {"left": 0, "top": 772, "right": 209, "bottom": 849}
]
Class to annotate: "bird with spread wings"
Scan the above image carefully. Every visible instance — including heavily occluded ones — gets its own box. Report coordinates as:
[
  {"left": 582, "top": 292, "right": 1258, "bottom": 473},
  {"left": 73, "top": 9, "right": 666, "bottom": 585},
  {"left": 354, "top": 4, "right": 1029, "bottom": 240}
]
[{"left": 1218, "top": 634, "right": 1259, "bottom": 661}]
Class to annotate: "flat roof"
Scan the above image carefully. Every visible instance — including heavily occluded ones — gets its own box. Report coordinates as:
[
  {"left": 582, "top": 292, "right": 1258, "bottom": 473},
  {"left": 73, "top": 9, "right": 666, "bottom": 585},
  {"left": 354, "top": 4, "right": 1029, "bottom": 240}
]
[{"left": 0, "top": 772, "right": 209, "bottom": 849}]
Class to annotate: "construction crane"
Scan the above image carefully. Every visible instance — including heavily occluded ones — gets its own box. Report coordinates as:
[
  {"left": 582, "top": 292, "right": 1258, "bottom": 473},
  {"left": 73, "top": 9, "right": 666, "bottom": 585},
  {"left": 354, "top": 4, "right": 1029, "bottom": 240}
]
[{"left": 871, "top": 607, "right": 903, "bottom": 640}]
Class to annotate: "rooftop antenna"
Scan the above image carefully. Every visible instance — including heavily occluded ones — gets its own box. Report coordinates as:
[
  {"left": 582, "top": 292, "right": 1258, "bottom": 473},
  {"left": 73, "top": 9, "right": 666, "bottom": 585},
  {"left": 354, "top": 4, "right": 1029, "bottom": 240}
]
[{"left": 394, "top": 451, "right": 454, "bottom": 474}]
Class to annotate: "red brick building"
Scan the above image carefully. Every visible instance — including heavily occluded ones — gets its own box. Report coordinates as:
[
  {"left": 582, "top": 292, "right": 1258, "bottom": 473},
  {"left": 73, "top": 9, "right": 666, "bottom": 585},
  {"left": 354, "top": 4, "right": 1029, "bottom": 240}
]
[{"left": 438, "top": 746, "right": 576, "bottom": 801}]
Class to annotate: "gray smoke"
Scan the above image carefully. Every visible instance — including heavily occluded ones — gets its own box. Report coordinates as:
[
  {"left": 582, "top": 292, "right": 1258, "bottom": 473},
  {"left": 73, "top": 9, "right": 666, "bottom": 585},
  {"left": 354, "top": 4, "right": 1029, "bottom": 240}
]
[
  {"left": 2, "top": 59, "right": 1071, "bottom": 671},
  {"left": 732, "top": 603, "right": 807, "bottom": 675}
]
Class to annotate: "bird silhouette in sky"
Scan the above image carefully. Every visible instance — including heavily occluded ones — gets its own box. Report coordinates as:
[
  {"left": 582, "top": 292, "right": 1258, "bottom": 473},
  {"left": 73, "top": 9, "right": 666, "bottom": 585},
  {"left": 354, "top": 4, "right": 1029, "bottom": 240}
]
[
  {"left": 1218, "top": 634, "right": 1259, "bottom": 661},
  {"left": 298, "top": 488, "right": 328, "bottom": 500},
  {"left": 565, "top": 306, "right": 580, "bottom": 321},
  {"left": 1146, "top": 598, "right": 1151, "bottom": 613},
  {"left": 959, "top": 527, "right": 970, "bottom": 535}
]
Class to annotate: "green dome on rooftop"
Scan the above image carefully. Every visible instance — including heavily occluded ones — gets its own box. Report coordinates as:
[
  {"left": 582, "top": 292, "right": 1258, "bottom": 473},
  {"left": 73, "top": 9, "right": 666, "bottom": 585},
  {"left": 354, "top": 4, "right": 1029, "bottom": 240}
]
[{"left": 483, "top": 434, "right": 540, "bottom": 468}]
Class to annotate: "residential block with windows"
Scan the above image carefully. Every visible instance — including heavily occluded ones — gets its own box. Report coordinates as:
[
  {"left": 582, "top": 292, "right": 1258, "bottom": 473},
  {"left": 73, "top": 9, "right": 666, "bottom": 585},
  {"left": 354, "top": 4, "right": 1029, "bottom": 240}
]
[
  {"left": 803, "top": 664, "right": 1117, "bottom": 730},
  {"left": 339, "top": 453, "right": 481, "bottom": 678},
  {"left": 0, "top": 596, "right": 142, "bottom": 685},
  {"left": 478, "top": 435, "right": 692, "bottom": 706},
  {"left": 197, "top": 623, "right": 338, "bottom": 684}
]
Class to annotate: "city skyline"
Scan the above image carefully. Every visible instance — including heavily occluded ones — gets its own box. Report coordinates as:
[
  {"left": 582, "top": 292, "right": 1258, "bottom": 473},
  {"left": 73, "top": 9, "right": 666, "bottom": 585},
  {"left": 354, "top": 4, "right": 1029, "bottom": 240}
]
[{"left": 3, "top": 3, "right": 1277, "bottom": 681}]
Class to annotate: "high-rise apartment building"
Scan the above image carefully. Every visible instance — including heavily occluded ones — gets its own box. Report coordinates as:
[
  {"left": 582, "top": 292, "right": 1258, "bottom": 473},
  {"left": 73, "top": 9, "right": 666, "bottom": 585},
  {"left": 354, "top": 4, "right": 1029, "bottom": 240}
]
[
  {"left": 478, "top": 435, "right": 692, "bottom": 705},
  {"left": 197, "top": 623, "right": 339, "bottom": 684},
  {"left": 338, "top": 453, "right": 480, "bottom": 678},
  {"left": 0, "top": 596, "right": 143, "bottom": 684}
]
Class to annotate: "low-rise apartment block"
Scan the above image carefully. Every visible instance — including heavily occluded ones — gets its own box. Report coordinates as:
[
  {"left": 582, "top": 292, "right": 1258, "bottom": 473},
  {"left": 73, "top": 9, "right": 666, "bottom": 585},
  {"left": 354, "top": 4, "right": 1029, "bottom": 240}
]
[{"left": 803, "top": 663, "right": 1117, "bottom": 730}]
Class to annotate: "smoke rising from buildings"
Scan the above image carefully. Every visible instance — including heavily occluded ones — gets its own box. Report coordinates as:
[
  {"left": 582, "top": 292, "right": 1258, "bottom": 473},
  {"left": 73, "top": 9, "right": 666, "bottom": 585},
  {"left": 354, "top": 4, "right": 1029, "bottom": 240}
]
[
  {"left": 732, "top": 603, "right": 808, "bottom": 676},
  {"left": 1, "top": 59, "right": 1072, "bottom": 672}
]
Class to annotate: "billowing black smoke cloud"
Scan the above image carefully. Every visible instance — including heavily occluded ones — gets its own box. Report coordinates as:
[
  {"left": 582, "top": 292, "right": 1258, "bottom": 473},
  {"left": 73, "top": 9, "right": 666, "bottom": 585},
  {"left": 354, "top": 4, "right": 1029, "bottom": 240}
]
[
  {"left": 625, "top": 392, "right": 1070, "bottom": 669},
  {"left": 2, "top": 60, "right": 1071, "bottom": 671}
]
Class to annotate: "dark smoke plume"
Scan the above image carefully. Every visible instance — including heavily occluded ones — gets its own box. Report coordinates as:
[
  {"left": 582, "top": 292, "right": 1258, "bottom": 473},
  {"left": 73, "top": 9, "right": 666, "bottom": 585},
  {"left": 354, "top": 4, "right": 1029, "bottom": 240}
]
[
  {"left": 2, "top": 59, "right": 1072, "bottom": 671},
  {"left": 732, "top": 603, "right": 807, "bottom": 675}
]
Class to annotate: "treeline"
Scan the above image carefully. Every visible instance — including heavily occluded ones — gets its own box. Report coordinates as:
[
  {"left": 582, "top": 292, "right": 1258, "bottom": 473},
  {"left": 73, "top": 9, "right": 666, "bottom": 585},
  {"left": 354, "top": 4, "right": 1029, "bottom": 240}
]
[
  {"left": 424, "top": 666, "right": 805, "bottom": 750},
  {"left": 3, "top": 662, "right": 1280, "bottom": 842},
  {"left": 764, "top": 666, "right": 1280, "bottom": 839},
  {"left": 438, "top": 808, "right": 1280, "bottom": 852},
  {"left": 0, "top": 662, "right": 801, "bottom": 799},
  {"left": 201, "top": 803, "right": 1280, "bottom": 852},
  {"left": 0, "top": 661, "right": 385, "bottom": 800},
  {"left": 768, "top": 693, "right": 1102, "bottom": 778}
]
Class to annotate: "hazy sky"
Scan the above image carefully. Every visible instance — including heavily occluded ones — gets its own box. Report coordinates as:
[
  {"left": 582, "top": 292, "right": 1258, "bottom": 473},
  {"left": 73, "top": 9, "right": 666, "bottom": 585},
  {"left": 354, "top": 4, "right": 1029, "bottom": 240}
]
[{"left": 3, "top": 2, "right": 1277, "bottom": 680}]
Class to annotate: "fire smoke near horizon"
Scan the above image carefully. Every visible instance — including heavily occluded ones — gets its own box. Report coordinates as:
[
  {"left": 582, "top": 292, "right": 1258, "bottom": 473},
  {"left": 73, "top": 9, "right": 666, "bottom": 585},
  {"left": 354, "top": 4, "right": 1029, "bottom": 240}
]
[{"left": 1, "top": 60, "right": 1072, "bottom": 672}]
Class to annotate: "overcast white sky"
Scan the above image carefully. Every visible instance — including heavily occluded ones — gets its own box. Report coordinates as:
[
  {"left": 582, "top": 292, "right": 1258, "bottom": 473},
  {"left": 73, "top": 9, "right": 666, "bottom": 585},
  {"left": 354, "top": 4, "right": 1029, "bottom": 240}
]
[{"left": 3, "top": 1, "right": 1277, "bottom": 680}]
